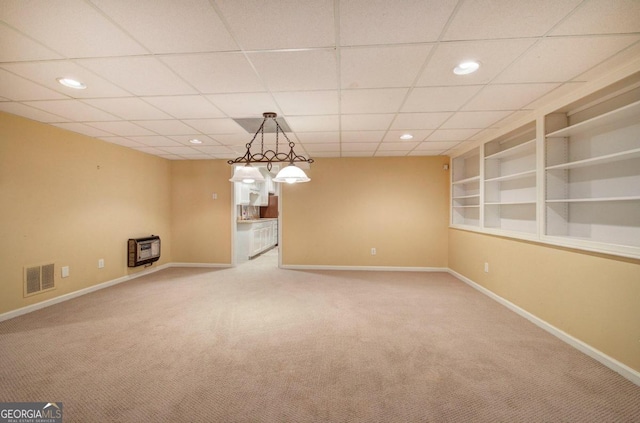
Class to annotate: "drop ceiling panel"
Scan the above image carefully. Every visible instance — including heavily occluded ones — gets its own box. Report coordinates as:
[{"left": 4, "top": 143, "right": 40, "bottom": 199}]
[
  {"left": 169, "top": 135, "right": 221, "bottom": 146},
  {"left": 391, "top": 113, "right": 453, "bottom": 130},
  {"left": 340, "top": 88, "right": 408, "bottom": 114},
  {"left": 86, "top": 121, "right": 155, "bottom": 137},
  {"left": 341, "top": 143, "right": 378, "bottom": 152},
  {"left": 341, "top": 114, "right": 395, "bottom": 131},
  {"left": 300, "top": 143, "right": 341, "bottom": 152},
  {"left": 0, "top": 102, "right": 68, "bottom": 123},
  {"left": 415, "top": 141, "right": 462, "bottom": 151},
  {"left": 181, "top": 118, "right": 245, "bottom": 134},
  {"left": 0, "top": 0, "right": 147, "bottom": 57},
  {"left": 24, "top": 100, "right": 117, "bottom": 121},
  {"left": 383, "top": 130, "right": 433, "bottom": 142},
  {"left": 339, "top": 0, "right": 458, "bottom": 46},
  {"left": 100, "top": 137, "right": 145, "bottom": 148},
  {"left": 462, "top": 83, "right": 560, "bottom": 111},
  {"left": 156, "top": 146, "right": 200, "bottom": 155},
  {"left": 416, "top": 39, "right": 536, "bottom": 86},
  {"left": 248, "top": 50, "right": 338, "bottom": 91},
  {"left": 89, "top": 0, "right": 238, "bottom": 54},
  {"left": 1, "top": 60, "right": 132, "bottom": 98},
  {"left": 161, "top": 53, "right": 265, "bottom": 94},
  {"left": 273, "top": 91, "right": 339, "bottom": 115},
  {"left": 193, "top": 145, "right": 236, "bottom": 154},
  {"left": 441, "top": 111, "right": 513, "bottom": 129},
  {"left": 79, "top": 57, "right": 197, "bottom": 96},
  {"left": 216, "top": 0, "right": 335, "bottom": 49},
  {"left": 295, "top": 132, "right": 340, "bottom": 144},
  {"left": 495, "top": 35, "right": 640, "bottom": 83},
  {"left": 2, "top": 0, "right": 640, "bottom": 160},
  {"left": 126, "top": 136, "right": 185, "bottom": 147},
  {"left": 133, "top": 119, "right": 202, "bottom": 136},
  {"left": 142, "top": 96, "right": 225, "bottom": 119},
  {"left": 206, "top": 93, "right": 280, "bottom": 118},
  {"left": 402, "top": 86, "right": 483, "bottom": 112},
  {"left": 286, "top": 115, "right": 340, "bottom": 132},
  {"left": 377, "top": 142, "right": 419, "bottom": 151},
  {"left": 0, "top": 69, "right": 68, "bottom": 101},
  {"left": 443, "top": 0, "right": 582, "bottom": 41},
  {"left": 52, "top": 122, "right": 113, "bottom": 137},
  {"left": 426, "top": 129, "right": 480, "bottom": 141},
  {"left": 83, "top": 98, "right": 172, "bottom": 120},
  {"left": 341, "top": 131, "right": 385, "bottom": 143},
  {"left": 0, "top": 25, "right": 62, "bottom": 62},
  {"left": 551, "top": 0, "right": 640, "bottom": 36},
  {"left": 341, "top": 45, "right": 433, "bottom": 89}
]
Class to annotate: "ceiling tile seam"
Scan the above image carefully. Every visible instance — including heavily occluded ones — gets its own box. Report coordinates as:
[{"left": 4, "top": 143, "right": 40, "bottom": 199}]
[
  {"left": 443, "top": 0, "right": 588, "bottom": 122},
  {"left": 570, "top": 38, "right": 640, "bottom": 84},
  {"left": 83, "top": 0, "right": 154, "bottom": 56},
  {"left": 0, "top": 20, "right": 67, "bottom": 61},
  {"left": 207, "top": 0, "right": 310, "bottom": 146},
  {"left": 0, "top": 66, "right": 74, "bottom": 101},
  {"left": 376, "top": 0, "right": 467, "bottom": 158},
  {"left": 334, "top": 0, "right": 343, "bottom": 157}
]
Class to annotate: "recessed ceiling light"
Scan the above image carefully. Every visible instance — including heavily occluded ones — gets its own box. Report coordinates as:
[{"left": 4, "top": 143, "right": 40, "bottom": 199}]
[
  {"left": 56, "top": 77, "right": 87, "bottom": 89},
  {"left": 189, "top": 139, "right": 203, "bottom": 144},
  {"left": 453, "top": 61, "right": 480, "bottom": 75},
  {"left": 400, "top": 134, "right": 414, "bottom": 140}
]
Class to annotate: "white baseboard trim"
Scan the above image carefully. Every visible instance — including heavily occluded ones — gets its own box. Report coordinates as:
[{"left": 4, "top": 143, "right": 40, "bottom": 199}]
[
  {"left": 170, "top": 262, "right": 231, "bottom": 268},
  {"left": 281, "top": 264, "right": 448, "bottom": 272},
  {"left": 0, "top": 263, "right": 171, "bottom": 323},
  {"left": 448, "top": 269, "right": 640, "bottom": 387}
]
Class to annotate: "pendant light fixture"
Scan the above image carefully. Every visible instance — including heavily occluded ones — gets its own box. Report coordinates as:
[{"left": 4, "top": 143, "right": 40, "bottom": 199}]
[{"left": 228, "top": 112, "right": 313, "bottom": 183}]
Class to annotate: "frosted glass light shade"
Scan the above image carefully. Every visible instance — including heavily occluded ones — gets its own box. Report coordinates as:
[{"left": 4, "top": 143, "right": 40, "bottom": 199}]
[
  {"left": 273, "top": 164, "right": 310, "bottom": 184},
  {"left": 229, "top": 165, "right": 265, "bottom": 183}
]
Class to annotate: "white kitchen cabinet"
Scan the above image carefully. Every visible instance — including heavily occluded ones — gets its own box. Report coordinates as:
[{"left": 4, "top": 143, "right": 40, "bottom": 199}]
[{"left": 236, "top": 219, "right": 278, "bottom": 262}]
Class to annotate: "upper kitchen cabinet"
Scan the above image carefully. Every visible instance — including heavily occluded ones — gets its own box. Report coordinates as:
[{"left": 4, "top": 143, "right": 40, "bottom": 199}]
[
  {"left": 543, "top": 74, "right": 640, "bottom": 258},
  {"left": 451, "top": 147, "right": 480, "bottom": 228}
]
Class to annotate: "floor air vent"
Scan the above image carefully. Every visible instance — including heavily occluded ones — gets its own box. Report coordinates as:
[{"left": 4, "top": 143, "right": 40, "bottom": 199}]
[{"left": 24, "top": 263, "right": 55, "bottom": 297}]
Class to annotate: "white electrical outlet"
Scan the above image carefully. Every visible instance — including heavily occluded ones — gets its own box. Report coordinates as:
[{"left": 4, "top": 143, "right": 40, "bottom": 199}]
[
  {"left": 371, "top": 247, "right": 376, "bottom": 256},
  {"left": 61, "top": 266, "right": 69, "bottom": 278},
  {"left": 484, "top": 262, "right": 489, "bottom": 273},
  {"left": 98, "top": 259, "right": 105, "bottom": 269}
]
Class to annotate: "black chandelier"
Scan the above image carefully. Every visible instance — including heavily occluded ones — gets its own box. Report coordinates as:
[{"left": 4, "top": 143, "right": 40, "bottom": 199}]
[{"left": 227, "top": 112, "right": 313, "bottom": 184}]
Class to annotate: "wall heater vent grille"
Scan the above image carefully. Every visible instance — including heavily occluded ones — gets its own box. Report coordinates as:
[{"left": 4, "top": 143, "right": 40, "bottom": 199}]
[{"left": 24, "top": 263, "right": 55, "bottom": 297}]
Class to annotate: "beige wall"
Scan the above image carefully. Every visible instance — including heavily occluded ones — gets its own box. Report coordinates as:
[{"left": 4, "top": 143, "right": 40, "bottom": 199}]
[
  {"left": 281, "top": 157, "right": 450, "bottom": 268},
  {"left": 448, "top": 229, "right": 640, "bottom": 372},
  {"left": 170, "top": 160, "right": 232, "bottom": 264},
  {"left": 0, "top": 113, "right": 172, "bottom": 315}
]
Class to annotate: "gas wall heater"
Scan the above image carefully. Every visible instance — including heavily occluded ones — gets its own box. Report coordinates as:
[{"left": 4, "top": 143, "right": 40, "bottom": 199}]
[{"left": 128, "top": 236, "right": 161, "bottom": 268}]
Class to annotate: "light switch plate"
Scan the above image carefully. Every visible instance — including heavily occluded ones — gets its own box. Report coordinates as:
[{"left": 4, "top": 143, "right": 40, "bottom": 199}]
[{"left": 61, "top": 266, "right": 69, "bottom": 278}]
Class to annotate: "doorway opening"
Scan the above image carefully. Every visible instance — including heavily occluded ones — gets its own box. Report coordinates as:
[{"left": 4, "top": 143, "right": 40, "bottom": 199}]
[{"left": 231, "top": 165, "right": 281, "bottom": 268}]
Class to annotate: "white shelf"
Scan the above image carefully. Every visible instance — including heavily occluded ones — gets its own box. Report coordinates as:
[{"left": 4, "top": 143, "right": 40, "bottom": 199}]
[
  {"left": 546, "top": 100, "right": 640, "bottom": 138},
  {"left": 546, "top": 196, "right": 640, "bottom": 203},
  {"left": 485, "top": 201, "right": 536, "bottom": 206},
  {"left": 545, "top": 147, "right": 640, "bottom": 171},
  {"left": 484, "top": 139, "right": 536, "bottom": 160},
  {"left": 485, "top": 169, "right": 536, "bottom": 183},
  {"left": 452, "top": 194, "right": 480, "bottom": 200},
  {"left": 453, "top": 205, "right": 480, "bottom": 209},
  {"left": 452, "top": 175, "right": 480, "bottom": 185}
]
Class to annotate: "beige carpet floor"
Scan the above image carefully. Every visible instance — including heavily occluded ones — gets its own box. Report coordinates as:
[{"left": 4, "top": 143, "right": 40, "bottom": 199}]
[{"left": 1, "top": 250, "right": 639, "bottom": 422}]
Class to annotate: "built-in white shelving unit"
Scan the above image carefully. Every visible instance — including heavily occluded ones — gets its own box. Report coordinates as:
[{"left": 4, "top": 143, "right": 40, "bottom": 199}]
[
  {"left": 451, "top": 148, "right": 480, "bottom": 227},
  {"left": 483, "top": 123, "right": 537, "bottom": 235},
  {"left": 450, "top": 71, "right": 640, "bottom": 259}
]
